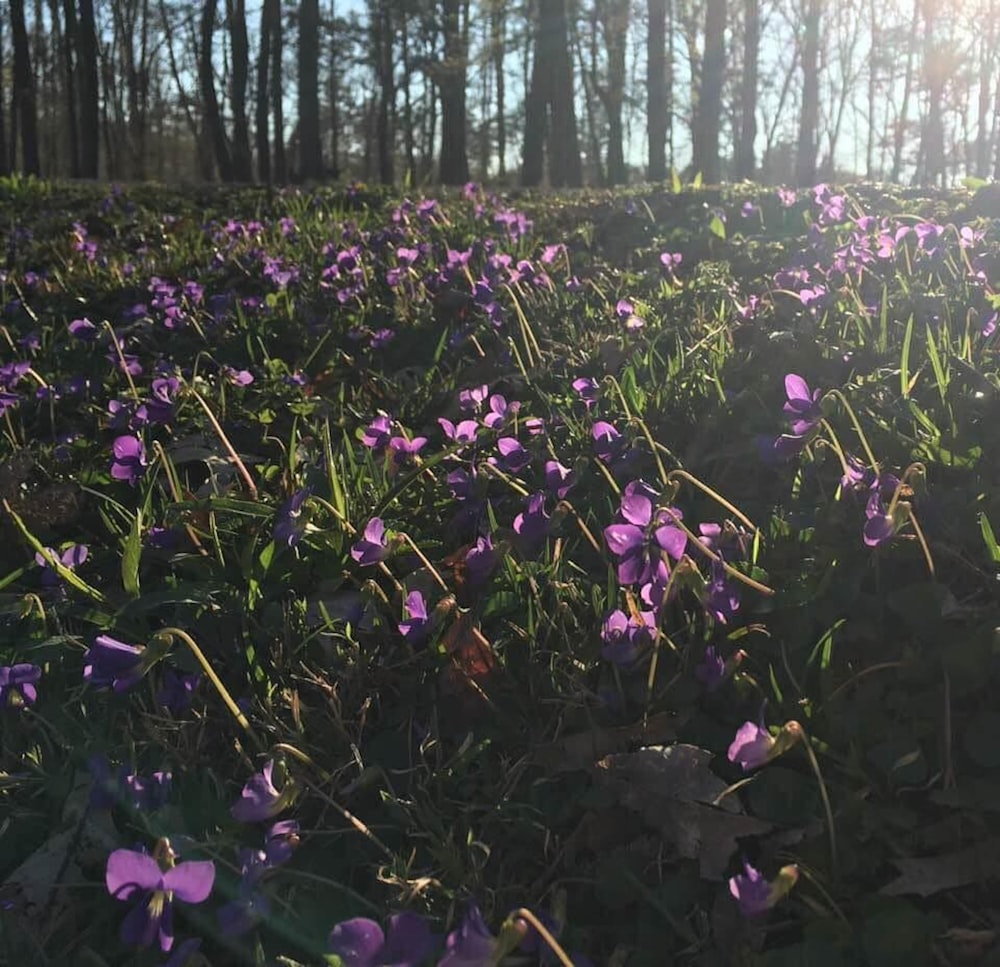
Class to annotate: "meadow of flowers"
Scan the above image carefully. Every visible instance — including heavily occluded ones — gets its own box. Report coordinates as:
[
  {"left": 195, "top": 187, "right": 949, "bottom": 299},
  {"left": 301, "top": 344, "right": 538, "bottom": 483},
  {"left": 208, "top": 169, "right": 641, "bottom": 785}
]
[{"left": 2, "top": 174, "right": 1000, "bottom": 965}]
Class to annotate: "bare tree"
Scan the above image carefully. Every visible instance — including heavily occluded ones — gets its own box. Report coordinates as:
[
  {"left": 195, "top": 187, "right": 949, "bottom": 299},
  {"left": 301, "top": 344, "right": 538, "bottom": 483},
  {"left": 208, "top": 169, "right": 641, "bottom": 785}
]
[
  {"left": 199, "top": 0, "right": 234, "bottom": 180},
  {"left": 522, "top": 0, "right": 582, "bottom": 187},
  {"left": 228, "top": 0, "right": 253, "bottom": 180},
  {"left": 691, "top": 0, "right": 725, "bottom": 183},
  {"left": 11, "top": 0, "right": 40, "bottom": 174},
  {"left": 795, "top": 0, "right": 819, "bottom": 185}
]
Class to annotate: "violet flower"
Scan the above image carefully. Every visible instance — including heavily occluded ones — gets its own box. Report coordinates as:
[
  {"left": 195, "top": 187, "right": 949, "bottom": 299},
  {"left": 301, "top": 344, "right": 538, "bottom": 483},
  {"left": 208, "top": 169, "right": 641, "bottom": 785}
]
[
  {"left": 157, "top": 670, "right": 201, "bottom": 712},
  {"left": 459, "top": 385, "right": 489, "bottom": 413},
  {"left": 544, "top": 459, "right": 576, "bottom": 498},
  {"left": 439, "top": 905, "right": 496, "bottom": 967},
  {"left": 35, "top": 544, "right": 88, "bottom": 587},
  {"left": 124, "top": 771, "right": 173, "bottom": 811},
  {"left": 83, "top": 635, "right": 147, "bottom": 693},
  {"left": 483, "top": 394, "right": 520, "bottom": 429},
  {"left": 694, "top": 646, "right": 726, "bottom": 690},
  {"left": 389, "top": 435, "right": 427, "bottom": 468},
  {"left": 600, "top": 609, "right": 655, "bottom": 666},
  {"left": 727, "top": 719, "right": 775, "bottom": 771},
  {"left": 729, "top": 860, "right": 799, "bottom": 918},
  {"left": 110, "top": 434, "right": 148, "bottom": 486},
  {"left": 274, "top": 488, "right": 311, "bottom": 548},
  {"left": 465, "top": 535, "right": 499, "bottom": 587},
  {"left": 782, "top": 375, "right": 822, "bottom": 436},
  {"left": 361, "top": 415, "right": 393, "bottom": 450},
  {"left": 399, "top": 590, "right": 430, "bottom": 644},
  {"left": 603, "top": 489, "right": 687, "bottom": 586},
  {"left": 728, "top": 860, "right": 772, "bottom": 917},
  {"left": 105, "top": 845, "right": 215, "bottom": 951},
  {"left": 513, "top": 493, "right": 550, "bottom": 556},
  {"left": 0, "top": 663, "right": 41, "bottom": 708},
  {"left": 572, "top": 377, "right": 599, "bottom": 409},
  {"left": 231, "top": 759, "right": 295, "bottom": 823},
  {"left": 328, "top": 911, "right": 434, "bottom": 967},
  {"left": 351, "top": 518, "right": 390, "bottom": 566},
  {"left": 496, "top": 437, "right": 531, "bottom": 473}
]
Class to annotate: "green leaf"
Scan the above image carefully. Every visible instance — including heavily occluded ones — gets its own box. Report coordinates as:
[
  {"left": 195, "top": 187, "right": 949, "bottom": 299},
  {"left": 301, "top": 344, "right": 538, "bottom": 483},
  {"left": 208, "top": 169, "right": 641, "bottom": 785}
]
[
  {"left": 121, "top": 510, "right": 142, "bottom": 597},
  {"left": 925, "top": 323, "right": 948, "bottom": 402},
  {"left": 708, "top": 213, "right": 726, "bottom": 240},
  {"left": 979, "top": 513, "right": 1000, "bottom": 563},
  {"left": 900, "top": 314, "right": 914, "bottom": 398}
]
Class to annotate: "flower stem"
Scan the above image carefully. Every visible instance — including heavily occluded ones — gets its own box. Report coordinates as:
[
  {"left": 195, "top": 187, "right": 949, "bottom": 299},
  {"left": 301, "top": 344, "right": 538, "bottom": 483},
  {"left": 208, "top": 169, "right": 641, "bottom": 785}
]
[
  {"left": 510, "top": 908, "right": 574, "bottom": 967},
  {"left": 155, "top": 626, "right": 262, "bottom": 751},
  {"left": 187, "top": 386, "right": 258, "bottom": 500}
]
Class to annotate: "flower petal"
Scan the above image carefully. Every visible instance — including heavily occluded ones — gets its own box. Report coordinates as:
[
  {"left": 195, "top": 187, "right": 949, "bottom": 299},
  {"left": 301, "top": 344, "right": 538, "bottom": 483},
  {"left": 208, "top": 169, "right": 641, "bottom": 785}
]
[
  {"left": 106, "top": 849, "right": 163, "bottom": 900},
  {"left": 163, "top": 860, "right": 216, "bottom": 904}
]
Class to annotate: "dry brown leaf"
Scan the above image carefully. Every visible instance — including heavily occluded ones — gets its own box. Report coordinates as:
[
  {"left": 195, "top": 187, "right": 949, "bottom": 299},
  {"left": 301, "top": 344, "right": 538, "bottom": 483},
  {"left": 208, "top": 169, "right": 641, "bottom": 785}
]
[
  {"left": 881, "top": 838, "right": 1000, "bottom": 897},
  {"left": 595, "top": 744, "right": 775, "bottom": 879},
  {"left": 533, "top": 711, "right": 685, "bottom": 773}
]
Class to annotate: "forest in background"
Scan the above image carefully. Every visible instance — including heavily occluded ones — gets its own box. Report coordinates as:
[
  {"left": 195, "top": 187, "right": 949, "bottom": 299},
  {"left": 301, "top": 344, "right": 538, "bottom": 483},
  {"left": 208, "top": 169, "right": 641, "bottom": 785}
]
[{"left": 0, "top": 0, "right": 994, "bottom": 188}]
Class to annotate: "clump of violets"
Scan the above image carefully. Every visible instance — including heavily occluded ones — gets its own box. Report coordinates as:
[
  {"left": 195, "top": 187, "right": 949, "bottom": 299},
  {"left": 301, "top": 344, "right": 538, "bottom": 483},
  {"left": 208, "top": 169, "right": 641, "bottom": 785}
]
[
  {"left": 105, "top": 839, "right": 215, "bottom": 952},
  {"left": 0, "top": 663, "right": 41, "bottom": 709},
  {"left": 729, "top": 860, "right": 799, "bottom": 917}
]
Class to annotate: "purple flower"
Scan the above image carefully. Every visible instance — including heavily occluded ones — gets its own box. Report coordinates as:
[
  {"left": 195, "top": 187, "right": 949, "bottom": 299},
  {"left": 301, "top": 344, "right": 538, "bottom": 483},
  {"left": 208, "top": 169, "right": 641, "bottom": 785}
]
[
  {"left": 459, "top": 385, "right": 489, "bottom": 413},
  {"left": 389, "top": 435, "right": 427, "bottom": 468},
  {"left": 83, "top": 635, "right": 147, "bottom": 693},
  {"left": 35, "top": 544, "right": 88, "bottom": 587},
  {"left": 695, "top": 646, "right": 726, "bottom": 689},
  {"left": 274, "top": 488, "right": 311, "bottom": 547},
  {"left": 544, "top": 459, "right": 576, "bottom": 498},
  {"left": 496, "top": 437, "right": 531, "bottom": 473},
  {"left": 465, "top": 535, "right": 499, "bottom": 586},
  {"left": 105, "top": 846, "right": 215, "bottom": 951},
  {"left": 0, "top": 663, "right": 41, "bottom": 708},
  {"left": 146, "top": 377, "right": 180, "bottom": 424},
  {"left": 513, "top": 493, "right": 550, "bottom": 555},
  {"left": 863, "top": 473, "right": 902, "bottom": 547},
  {"left": 439, "top": 418, "right": 480, "bottom": 445},
  {"left": 439, "top": 905, "right": 496, "bottom": 967},
  {"left": 483, "top": 394, "right": 520, "bottom": 429},
  {"left": 592, "top": 421, "right": 624, "bottom": 464},
  {"left": 782, "top": 375, "right": 822, "bottom": 436},
  {"left": 157, "top": 670, "right": 201, "bottom": 713},
  {"left": 351, "top": 518, "right": 390, "bottom": 566},
  {"left": 728, "top": 860, "right": 772, "bottom": 917},
  {"left": 264, "top": 819, "right": 301, "bottom": 866},
  {"left": 231, "top": 760, "right": 294, "bottom": 823},
  {"left": 328, "top": 911, "right": 434, "bottom": 967},
  {"left": 727, "top": 719, "right": 775, "bottom": 771},
  {"left": 603, "top": 489, "right": 687, "bottom": 586},
  {"left": 124, "top": 771, "right": 172, "bottom": 811},
  {"left": 600, "top": 609, "right": 656, "bottom": 666},
  {"left": 111, "top": 435, "right": 148, "bottom": 486},
  {"left": 361, "top": 415, "right": 393, "bottom": 451},
  {"left": 399, "top": 590, "right": 430, "bottom": 644},
  {"left": 572, "top": 377, "right": 599, "bottom": 409},
  {"left": 69, "top": 317, "right": 98, "bottom": 340},
  {"left": 704, "top": 561, "right": 740, "bottom": 624}
]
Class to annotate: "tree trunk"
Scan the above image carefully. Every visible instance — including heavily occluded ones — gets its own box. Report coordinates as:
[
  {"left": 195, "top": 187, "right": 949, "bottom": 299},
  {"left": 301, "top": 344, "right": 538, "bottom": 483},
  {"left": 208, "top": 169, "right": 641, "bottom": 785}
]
[
  {"left": 601, "top": 0, "right": 628, "bottom": 185},
  {"left": 522, "top": 0, "right": 581, "bottom": 187},
  {"left": 61, "top": 0, "right": 79, "bottom": 175},
  {"left": 491, "top": 0, "right": 505, "bottom": 176},
  {"left": 256, "top": 0, "right": 274, "bottom": 182},
  {"left": 271, "top": 0, "right": 286, "bottom": 182},
  {"left": 438, "top": 0, "right": 469, "bottom": 184},
  {"left": 228, "top": 0, "right": 253, "bottom": 180},
  {"left": 199, "top": 0, "right": 234, "bottom": 180},
  {"left": 734, "top": 0, "right": 758, "bottom": 179},
  {"left": 890, "top": 0, "right": 919, "bottom": 182},
  {"left": 328, "top": 0, "right": 340, "bottom": 179},
  {"left": 647, "top": 0, "right": 667, "bottom": 180},
  {"left": 10, "top": 0, "right": 40, "bottom": 174},
  {"left": 692, "top": 0, "right": 725, "bottom": 184},
  {"left": 795, "top": 0, "right": 819, "bottom": 186},
  {"left": 298, "top": 0, "right": 322, "bottom": 180},
  {"left": 374, "top": 0, "right": 393, "bottom": 184},
  {"left": 0, "top": 12, "right": 7, "bottom": 175}
]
